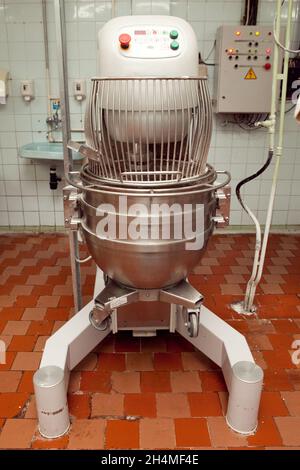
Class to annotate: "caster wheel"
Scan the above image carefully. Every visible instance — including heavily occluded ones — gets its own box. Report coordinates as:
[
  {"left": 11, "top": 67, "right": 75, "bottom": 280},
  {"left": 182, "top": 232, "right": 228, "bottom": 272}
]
[
  {"left": 89, "top": 310, "right": 110, "bottom": 331},
  {"left": 187, "top": 311, "right": 199, "bottom": 338}
]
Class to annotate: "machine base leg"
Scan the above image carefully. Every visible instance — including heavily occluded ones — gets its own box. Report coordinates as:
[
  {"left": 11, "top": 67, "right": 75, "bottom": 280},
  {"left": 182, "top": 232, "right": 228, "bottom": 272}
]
[
  {"left": 34, "top": 268, "right": 108, "bottom": 439},
  {"left": 176, "top": 305, "right": 263, "bottom": 435},
  {"left": 35, "top": 271, "right": 263, "bottom": 437}
]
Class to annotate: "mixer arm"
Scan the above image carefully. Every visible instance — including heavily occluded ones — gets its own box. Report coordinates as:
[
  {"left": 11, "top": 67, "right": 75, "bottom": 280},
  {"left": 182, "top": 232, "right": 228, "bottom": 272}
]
[{"left": 68, "top": 140, "right": 99, "bottom": 160}]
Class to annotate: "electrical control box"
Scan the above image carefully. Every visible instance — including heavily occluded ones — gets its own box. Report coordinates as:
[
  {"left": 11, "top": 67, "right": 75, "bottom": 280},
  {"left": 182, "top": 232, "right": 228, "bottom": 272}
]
[{"left": 214, "top": 25, "right": 278, "bottom": 113}]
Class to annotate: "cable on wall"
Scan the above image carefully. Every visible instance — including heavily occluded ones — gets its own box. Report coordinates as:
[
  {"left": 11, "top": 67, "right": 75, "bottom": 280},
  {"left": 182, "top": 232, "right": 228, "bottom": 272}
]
[
  {"left": 235, "top": 150, "right": 274, "bottom": 212},
  {"left": 243, "top": 0, "right": 259, "bottom": 26},
  {"left": 198, "top": 41, "right": 216, "bottom": 66}
]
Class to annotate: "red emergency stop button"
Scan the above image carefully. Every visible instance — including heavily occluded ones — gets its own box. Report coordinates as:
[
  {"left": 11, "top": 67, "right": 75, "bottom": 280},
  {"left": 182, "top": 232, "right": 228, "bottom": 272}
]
[
  {"left": 119, "top": 33, "right": 131, "bottom": 49},
  {"left": 264, "top": 63, "right": 271, "bottom": 70}
]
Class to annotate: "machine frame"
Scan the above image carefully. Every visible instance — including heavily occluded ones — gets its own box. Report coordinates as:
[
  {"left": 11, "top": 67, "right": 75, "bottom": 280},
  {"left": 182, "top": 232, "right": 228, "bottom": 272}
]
[
  {"left": 35, "top": 266, "right": 263, "bottom": 438},
  {"left": 33, "top": 0, "right": 263, "bottom": 440}
]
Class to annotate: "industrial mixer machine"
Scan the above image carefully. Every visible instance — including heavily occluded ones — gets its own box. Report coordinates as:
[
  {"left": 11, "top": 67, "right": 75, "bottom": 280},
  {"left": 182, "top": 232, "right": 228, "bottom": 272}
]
[{"left": 34, "top": 16, "right": 263, "bottom": 439}]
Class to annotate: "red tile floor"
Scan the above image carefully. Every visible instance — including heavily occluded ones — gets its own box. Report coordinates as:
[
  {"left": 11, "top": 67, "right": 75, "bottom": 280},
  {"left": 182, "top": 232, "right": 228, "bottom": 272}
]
[{"left": 0, "top": 232, "right": 300, "bottom": 449}]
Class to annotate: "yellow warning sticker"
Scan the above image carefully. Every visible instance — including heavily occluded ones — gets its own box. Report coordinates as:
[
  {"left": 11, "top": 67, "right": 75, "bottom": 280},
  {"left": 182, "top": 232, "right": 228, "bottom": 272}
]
[{"left": 244, "top": 68, "right": 257, "bottom": 80}]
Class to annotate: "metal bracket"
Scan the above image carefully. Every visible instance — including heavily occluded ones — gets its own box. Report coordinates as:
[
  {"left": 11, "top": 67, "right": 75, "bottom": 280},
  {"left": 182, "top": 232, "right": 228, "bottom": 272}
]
[
  {"left": 89, "top": 279, "right": 204, "bottom": 332},
  {"left": 160, "top": 280, "right": 203, "bottom": 309},
  {"left": 93, "top": 282, "right": 139, "bottom": 313},
  {"left": 214, "top": 185, "right": 231, "bottom": 227},
  {"left": 231, "top": 300, "right": 257, "bottom": 316},
  {"left": 63, "top": 185, "right": 81, "bottom": 230}
]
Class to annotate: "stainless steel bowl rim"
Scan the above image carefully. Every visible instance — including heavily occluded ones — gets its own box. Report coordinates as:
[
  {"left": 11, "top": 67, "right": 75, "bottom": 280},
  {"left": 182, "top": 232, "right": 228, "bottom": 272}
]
[{"left": 69, "top": 164, "right": 230, "bottom": 198}]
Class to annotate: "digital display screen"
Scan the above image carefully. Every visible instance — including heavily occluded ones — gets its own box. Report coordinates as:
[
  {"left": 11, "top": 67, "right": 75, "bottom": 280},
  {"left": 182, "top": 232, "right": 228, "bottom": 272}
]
[{"left": 134, "top": 30, "right": 146, "bottom": 35}]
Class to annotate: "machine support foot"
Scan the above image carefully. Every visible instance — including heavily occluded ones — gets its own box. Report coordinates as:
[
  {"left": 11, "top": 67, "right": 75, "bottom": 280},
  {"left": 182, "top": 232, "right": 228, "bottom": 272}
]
[
  {"left": 34, "top": 268, "right": 109, "bottom": 439},
  {"left": 34, "top": 298, "right": 111, "bottom": 438},
  {"left": 176, "top": 305, "right": 263, "bottom": 435},
  {"left": 34, "top": 365, "right": 70, "bottom": 439},
  {"left": 226, "top": 361, "right": 263, "bottom": 434}
]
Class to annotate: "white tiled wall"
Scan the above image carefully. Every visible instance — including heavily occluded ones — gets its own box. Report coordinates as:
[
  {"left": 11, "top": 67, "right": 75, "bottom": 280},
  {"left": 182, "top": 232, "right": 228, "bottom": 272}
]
[{"left": 0, "top": 0, "right": 300, "bottom": 228}]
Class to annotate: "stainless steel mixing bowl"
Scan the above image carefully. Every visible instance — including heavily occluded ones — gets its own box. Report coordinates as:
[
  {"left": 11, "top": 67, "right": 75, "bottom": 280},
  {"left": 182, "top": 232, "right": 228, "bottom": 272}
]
[{"left": 79, "top": 164, "right": 218, "bottom": 289}]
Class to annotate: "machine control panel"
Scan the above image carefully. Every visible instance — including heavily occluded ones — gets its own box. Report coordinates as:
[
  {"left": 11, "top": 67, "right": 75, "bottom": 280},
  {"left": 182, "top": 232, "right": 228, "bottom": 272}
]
[
  {"left": 117, "top": 25, "right": 183, "bottom": 59},
  {"left": 214, "top": 25, "right": 280, "bottom": 113}
]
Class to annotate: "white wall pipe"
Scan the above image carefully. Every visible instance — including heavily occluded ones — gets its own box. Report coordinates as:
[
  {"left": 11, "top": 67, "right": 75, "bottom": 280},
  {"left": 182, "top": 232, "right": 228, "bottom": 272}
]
[
  {"left": 111, "top": 0, "right": 116, "bottom": 17},
  {"left": 242, "top": 0, "right": 294, "bottom": 313},
  {"left": 42, "top": 0, "right": 54, "bottom": 143},
  {"left": 242, "top": 0, "right": 282, "bottom": 312},
  {"left": 54, "top": 0, "right": 83, "bottom": 312},
  {"left": 233, "top": 0, "right": 282, "bottom": 314}
]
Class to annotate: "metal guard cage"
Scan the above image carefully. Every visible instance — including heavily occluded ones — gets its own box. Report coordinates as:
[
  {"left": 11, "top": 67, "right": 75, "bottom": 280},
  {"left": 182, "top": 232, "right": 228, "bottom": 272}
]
[{"left": 84, "top": 77, "right": 212, "bottom": 188}]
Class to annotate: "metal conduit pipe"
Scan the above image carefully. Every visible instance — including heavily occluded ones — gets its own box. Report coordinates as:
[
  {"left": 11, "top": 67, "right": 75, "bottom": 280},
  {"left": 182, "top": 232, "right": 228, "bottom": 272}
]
[{"left": 232, "top": 0, "right": 294, "bottom": 315}]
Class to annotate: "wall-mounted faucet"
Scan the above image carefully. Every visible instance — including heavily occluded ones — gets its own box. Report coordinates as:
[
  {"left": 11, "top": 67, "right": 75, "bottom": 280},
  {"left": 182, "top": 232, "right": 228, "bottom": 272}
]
[
  {"left": 46, "top": 98, "right": 62, "bottom": 141},
  {"left": 46, "top": 110, "right": 61, "bottom": 130},
  {"left": 46, "top": 97, "right": 85, "bottom": 143}
]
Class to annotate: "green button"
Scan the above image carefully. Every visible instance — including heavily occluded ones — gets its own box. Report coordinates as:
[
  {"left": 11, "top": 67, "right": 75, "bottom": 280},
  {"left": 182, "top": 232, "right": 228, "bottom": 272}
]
[
  {"left": 170, "top": 40, "right": 179, "bottom": 50},
  {"left": 170, "top": 30, "right": 178, "bottom": 39}
]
